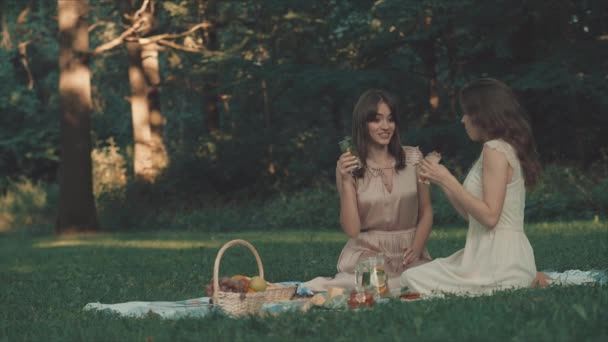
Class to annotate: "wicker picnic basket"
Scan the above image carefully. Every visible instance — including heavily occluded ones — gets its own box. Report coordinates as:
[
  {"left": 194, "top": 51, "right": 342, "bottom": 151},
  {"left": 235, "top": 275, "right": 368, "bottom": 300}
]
[{"left": 212, "top": 239, "right": 297, "bottom": 316}]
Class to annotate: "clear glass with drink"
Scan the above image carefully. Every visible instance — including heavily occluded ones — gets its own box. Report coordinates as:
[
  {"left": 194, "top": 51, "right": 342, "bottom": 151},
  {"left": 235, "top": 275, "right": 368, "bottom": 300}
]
[
  {"left": 369, "top": 253, "right": 389, "bottom": 298},
  {"left": 355, "top": 255, "right": 390, "bottom": 298},
  {"left": 339, "top": 136, "right": 362, "bottom": 172},
  {"left": 355, "top": 258, "right": 372, "bottom": 288}
]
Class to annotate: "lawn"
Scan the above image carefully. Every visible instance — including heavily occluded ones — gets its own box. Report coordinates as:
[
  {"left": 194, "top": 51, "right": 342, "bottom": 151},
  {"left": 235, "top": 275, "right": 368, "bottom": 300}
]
[{"left": 1, "top": 220, "right": 607, "bottom": 341}]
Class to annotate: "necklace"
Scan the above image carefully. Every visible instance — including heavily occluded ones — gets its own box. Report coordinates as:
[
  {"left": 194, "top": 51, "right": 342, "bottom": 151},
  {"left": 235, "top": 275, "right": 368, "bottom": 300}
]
[
  {"left": 366, "top": 161, "right": 395, "bottom": 189},
  {"left": 366, "top": 165, "right": 394, "bottom": 177}
]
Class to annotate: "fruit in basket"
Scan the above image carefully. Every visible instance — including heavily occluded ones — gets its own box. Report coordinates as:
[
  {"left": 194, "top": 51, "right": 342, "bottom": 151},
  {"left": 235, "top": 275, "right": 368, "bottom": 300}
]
[
  {"left": 204, "top": 276, "right": 250, "bottom": 296},
  {"left": 231, "top": 274, "right": 250, "bottom": 289},
  {"left": 249, "top": 276, "right": 267, "bottom": 292}
]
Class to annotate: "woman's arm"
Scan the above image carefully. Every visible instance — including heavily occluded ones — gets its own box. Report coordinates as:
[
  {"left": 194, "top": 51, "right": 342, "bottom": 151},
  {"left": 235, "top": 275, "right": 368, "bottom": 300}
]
[
  {"left": 403, "top": 174, "right": 433, "bottom": 266},
  {"left": 420, "top": 146, "right": 510, "bottom": 229},
  {"left": 336, "top": 153, "right": 362, "bottom": 238},
  {"left": 441, "top": 184, "right": 469, "bottom": 221}
]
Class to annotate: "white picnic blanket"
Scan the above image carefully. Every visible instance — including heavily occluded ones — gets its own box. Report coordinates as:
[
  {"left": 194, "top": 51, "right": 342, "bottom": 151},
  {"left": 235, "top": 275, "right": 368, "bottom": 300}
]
[
  {"left": 83, "top": 297, "right": 213, "bottom": 319},
  {"left": 83, "top": 282, "right": 310, "bottom": 319},
  {"left": 83, "top": 271, "right": 606, "bottom": 319},
  {"left": 543, "top": 269, "right": 607, "bottom": 286}
]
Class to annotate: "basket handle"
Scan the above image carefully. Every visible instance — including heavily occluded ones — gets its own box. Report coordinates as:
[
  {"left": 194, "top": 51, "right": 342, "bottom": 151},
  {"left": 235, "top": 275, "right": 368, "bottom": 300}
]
[{"left": 213, "top": 239, "right": 264, "bottom": 303}]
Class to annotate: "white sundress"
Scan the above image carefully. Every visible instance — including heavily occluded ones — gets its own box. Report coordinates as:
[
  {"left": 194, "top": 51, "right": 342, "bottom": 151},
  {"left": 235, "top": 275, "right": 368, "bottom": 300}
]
[{"left": 400, "top": 139, "right": 537, "bottom": 295}]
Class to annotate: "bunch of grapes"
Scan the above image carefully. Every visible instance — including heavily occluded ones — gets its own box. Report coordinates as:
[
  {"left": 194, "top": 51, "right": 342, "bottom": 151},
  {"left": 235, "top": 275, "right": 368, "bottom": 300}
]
[{"left": 205, "top": 276, "right": 248, "bottom": 296}]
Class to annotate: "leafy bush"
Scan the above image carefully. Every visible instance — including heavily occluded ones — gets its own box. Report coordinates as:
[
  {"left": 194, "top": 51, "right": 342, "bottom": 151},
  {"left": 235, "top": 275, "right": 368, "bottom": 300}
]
[
  {"left": 2, "top": 161, "right": 607, "bottom": 232},
  {"left": 91, "top": 137, "right": 127, "bottom": 197},
  {"left": 526, "top": 165, "right": 601, "bottom": 222},
  {"left": 130, "top": 185, "right": 340, "bottom": 232},
  {"left": 0, "top": 178, "right": 57, "bottom": 232}
]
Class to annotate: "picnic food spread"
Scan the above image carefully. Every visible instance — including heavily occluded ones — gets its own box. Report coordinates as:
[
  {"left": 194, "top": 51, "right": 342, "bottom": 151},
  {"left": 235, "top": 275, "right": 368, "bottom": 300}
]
[{"left": 206, "top": 239, "right": 426, "bottom": 317}]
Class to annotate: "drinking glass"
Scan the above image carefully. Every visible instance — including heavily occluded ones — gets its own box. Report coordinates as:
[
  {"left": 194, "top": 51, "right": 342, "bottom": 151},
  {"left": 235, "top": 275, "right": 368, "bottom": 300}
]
[
  {"left": 355, "top": 259, "right": 372, "bottom": 288},
  {"left": 369, "top": 254, "right": 389, "bottom": 297},
  {"left": 339, "top": 136, "right": 361, "bottom": 171}
]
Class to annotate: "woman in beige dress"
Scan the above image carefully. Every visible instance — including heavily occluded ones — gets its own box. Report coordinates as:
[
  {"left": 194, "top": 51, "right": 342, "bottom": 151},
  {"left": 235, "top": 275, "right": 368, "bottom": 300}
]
[
  {"left": 401, "top": 78, "right": 543, "bottom": 295},
  {"left": 303, "top": 89, "right": 433, "bottom": 292}
]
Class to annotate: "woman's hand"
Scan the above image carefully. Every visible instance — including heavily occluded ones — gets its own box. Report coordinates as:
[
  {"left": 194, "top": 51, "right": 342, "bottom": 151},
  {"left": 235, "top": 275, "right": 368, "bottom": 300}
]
[
  {"left": 337, "top": 152, "right": 360, "bottom": 180},
  {"left": 419, "top": 158, "right": 453, "bottom": 187},
  {"left": 402, "top": 246, "right": 421, "bottom": 267}
]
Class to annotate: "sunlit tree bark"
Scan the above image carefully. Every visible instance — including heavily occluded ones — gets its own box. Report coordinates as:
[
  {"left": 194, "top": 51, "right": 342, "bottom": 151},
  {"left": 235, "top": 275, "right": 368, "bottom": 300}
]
[
  {"left": 141, "top": 42, "right": 168, "bottom": 176},
  {"left": 56, "top": 0, "right": 99, "bottom": 233},
  {"left": 125, "top": 39, "right": 155, "bottom": 182},
  {"left": 120, "top": 0, "right": 167, "bottom": 183},
  {"left": 0, "top": 0, "right": 12, "bottom": 50}
]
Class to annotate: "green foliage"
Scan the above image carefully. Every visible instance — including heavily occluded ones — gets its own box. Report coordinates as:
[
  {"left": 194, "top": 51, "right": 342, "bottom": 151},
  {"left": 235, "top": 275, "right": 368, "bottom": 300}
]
[
  {"left": 0, "top": 178, "right": 57, "bottom": 232},
  {"left": 3, "top": 162, "right": 607, "bottom": 232},
  {"left": 91, "top": 137, "right": 128, "bottom": 197},
  {"left": 171, "top": 186, "right": 340, "bottom": 231},
  {"left": 99, "top": 162, "right": 608, "bottom": 231},
  {"left": 1, "top": 0, "right": 607, "bottom": 229},
  {"left": 526, "top": 164, "right": 608, "bottom": 222},
  {"left": 0, "top": 1, "right": 59, "bottom": 182}
]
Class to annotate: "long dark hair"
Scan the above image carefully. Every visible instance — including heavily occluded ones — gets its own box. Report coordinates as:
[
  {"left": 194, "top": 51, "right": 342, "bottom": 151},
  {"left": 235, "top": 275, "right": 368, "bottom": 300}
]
[
  {"left": 351, "top": 89, "right": 406, "bottom": 178},
  {"left": 459, "top": 78, "right": 541, "bottom": 188}
]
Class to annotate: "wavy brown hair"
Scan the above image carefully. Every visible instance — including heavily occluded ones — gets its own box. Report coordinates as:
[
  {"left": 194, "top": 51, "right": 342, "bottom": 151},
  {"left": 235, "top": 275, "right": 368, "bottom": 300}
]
[
  {"left": 351, "top": 89, "right": 406, "bottom": 178},
  {"left": 459, "top": 78, "right": 541, "bottom": 188}
]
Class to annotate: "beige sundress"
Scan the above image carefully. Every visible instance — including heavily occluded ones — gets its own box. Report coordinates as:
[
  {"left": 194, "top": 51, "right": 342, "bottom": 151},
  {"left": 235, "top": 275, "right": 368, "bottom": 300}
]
[
  {"left": 400, "top": 139, "right": 537, "bottom": 295},
  {"left": 302, "top": 146, "right": 431, "bottom": 292}
]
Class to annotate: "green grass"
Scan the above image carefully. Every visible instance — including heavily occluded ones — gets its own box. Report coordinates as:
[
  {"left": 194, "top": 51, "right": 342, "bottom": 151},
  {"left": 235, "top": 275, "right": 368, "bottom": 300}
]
[{"left": 1, "top": 220, "right": 607, "bottom": 341}]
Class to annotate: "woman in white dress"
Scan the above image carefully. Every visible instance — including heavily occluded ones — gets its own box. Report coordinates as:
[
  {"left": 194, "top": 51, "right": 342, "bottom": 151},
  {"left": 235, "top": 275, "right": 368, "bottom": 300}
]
[{"left": 400, "top": 78, "right": 543, "bottom": 295}]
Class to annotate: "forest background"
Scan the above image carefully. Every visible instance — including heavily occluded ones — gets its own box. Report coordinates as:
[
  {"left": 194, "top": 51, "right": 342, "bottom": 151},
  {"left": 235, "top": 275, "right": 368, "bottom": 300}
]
[{"left": 1, "top": 0, "right": 607, "bottom": 233}]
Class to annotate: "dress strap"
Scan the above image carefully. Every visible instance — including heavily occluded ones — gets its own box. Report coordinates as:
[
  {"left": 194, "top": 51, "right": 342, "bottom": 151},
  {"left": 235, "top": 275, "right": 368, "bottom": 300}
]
[{"left": 484, "top": 139, "right": 520, "bottom": 172}]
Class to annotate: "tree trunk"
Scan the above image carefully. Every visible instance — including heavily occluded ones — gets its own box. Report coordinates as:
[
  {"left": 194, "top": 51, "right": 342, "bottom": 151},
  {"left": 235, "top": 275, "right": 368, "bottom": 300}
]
[
  {"left": 199, "top": 0, "right": 220, "bottom": 133},
  {"left": 126, "top": 40, "right": 155, "bottom": 183},
  {"left": 203, "top": 77, "right": 220, "bottom": 133},
  {"left": 0, "top": 0, "right": 12, "bottom": 50},
  {"left": 56, "top": 0, "right": 99, "bottom": 233},
  {"left": 120, "top": 0, "right": 167, "bottom": 183},
  {"left": 141, "top": 42, "right": 168, "bottom": 175},
  {"left": 444, "top": 19, "right": 459, "bottom": 120},
  {"left": 421, "top": 10, "right": 440, "bottom": 125},
  {"left": 422, "top": 40, "right": 440, "bottom": 124}
]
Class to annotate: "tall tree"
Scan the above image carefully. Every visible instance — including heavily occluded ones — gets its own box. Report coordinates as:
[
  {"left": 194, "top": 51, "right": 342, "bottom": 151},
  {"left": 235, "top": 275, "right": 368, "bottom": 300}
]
[
  {"left": 199, "top": 0, "right": 220, "bottom": 133},
  {"left": 56, "top": 0, "right": 98, "bottom": 233},
  {"left": 141, "top": 39, "right": 168, "bottom": 178},
  {"left": 120, "top": 0, "right": 167, "bottom": 183}
]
